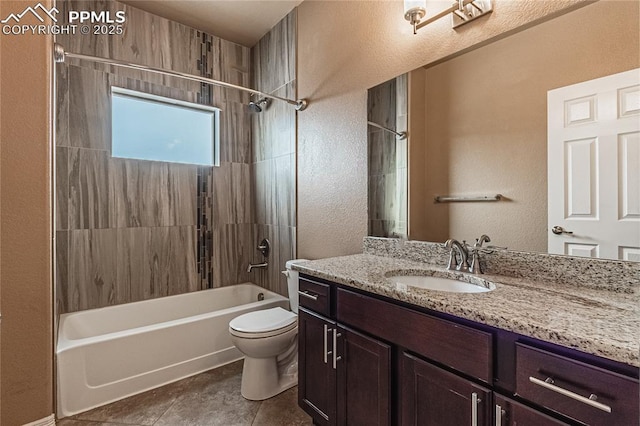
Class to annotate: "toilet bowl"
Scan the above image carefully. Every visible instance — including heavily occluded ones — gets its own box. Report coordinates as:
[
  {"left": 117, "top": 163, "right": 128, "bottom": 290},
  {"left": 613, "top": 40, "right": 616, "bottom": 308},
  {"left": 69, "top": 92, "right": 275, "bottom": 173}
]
[{"left": 228, "top": 259, "right": 307, "bottom": 400}]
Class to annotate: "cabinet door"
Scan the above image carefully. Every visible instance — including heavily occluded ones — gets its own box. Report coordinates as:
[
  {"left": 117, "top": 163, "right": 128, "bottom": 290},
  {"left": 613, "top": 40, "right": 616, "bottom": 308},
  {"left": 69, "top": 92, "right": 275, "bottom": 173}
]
[
  {"left": 298, "top": 308, "right": 336, "bottom": 425},
  {"left": 494, "top": 394, "right": 568, "bottom": 425},
  {"left": 336, "top": 325, "right": 391, "bottom": 426},
  {"left": 401, "top": 352, "right": 491, "bottom": 426}
]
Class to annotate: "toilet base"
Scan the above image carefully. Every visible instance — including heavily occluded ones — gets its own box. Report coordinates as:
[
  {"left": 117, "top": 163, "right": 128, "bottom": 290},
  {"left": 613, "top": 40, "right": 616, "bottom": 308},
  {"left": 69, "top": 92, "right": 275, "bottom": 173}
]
[{"left": 240, "top": 355, "right": 298, "bottom": 400}]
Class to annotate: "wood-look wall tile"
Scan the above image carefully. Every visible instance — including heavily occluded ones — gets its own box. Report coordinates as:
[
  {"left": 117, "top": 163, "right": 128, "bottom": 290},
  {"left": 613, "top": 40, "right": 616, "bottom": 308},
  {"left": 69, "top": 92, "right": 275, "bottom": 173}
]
[
  {"left": 220, "top": 101, "right": 252, "bottom": 164},
  {"left": 220, "top": 39, "right": 251, "bottom": 103},
  {"left": 213, "top": 223, "right": 254, "bottom": 287},
  {"left": 251, "top": 82, "right": 295, "bottom": 162},
  {"left": 210, "top": 162, "right": 251, "bottom": 226},
  {"left": 369, "top": 220, "right": 397, "bottom": 238},
  {"left": 117, "top": 226, "right": 198, "bottom": 303},
  {"left": 368, "top": 130, "right": 397, "bottom": 176},
  {"left": 68, "top": 65, "right": 110, "bottom": 150},
  {"left": 250, "top": 224, "right": 276, "bottom": 291},
  {"left": 56, "top": 147, "right": 69, "bottom": 230},
  {"left": 250, "top": 224, "right": 297, "bottom": 296},
  {"left": 56, "top": 231, "right": 69, "bottom": 314},
  {"left": 56, "top": 64, "right": 69, "bottom": 147},
  {"left": 230, "top": 163, "right": 252, "bottom": 224},
  {"left": 67, "top": 229, "right": 121, "bottom": 312},
  {"left": 367, "top": 78, "right": 396, "bottom": 129},
  {"left": 368, "top": 174, "right": 398, "bottom": 221},
  {"left": 274, "top": 154, "right": 295, "bottom": 227},
  {"left": 69, "top": 148, "right": 111, "bottom": 229},
  {"left": 276, "top": 225, "right": 296, "bottom": 296},
  {"left": 252, "top": 159, "right": 276, "bottom": 225},
  {"left": 252, "top": 11, "right": 296, "bottom": 94},
  {"left": 110, "top": 159, "right": 197, "bottom": 228}
]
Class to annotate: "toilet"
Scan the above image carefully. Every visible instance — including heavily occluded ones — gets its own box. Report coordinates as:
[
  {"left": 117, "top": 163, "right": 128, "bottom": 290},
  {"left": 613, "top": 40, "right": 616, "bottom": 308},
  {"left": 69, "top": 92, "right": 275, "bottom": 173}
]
[{"left": 229, "top": 259, "right": 307, "bottom": 400}]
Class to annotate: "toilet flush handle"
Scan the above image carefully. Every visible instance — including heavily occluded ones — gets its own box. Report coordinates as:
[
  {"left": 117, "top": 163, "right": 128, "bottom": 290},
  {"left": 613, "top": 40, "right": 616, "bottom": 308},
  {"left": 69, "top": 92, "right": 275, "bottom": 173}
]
[{"left": 281, "top": 270, "right": 290, "bottom": 277}]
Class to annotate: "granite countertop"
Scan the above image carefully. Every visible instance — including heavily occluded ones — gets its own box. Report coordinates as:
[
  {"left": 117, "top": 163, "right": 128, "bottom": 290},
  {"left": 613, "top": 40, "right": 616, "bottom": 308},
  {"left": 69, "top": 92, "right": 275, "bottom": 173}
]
[{"left": 292, "top": 254, "right": 640, "bottom": 367}]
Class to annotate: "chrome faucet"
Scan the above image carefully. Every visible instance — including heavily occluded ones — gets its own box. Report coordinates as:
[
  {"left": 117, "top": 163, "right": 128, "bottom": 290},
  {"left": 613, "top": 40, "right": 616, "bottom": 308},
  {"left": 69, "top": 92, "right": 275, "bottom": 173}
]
[
  {"left": 469, "top": 234, "right": 491, "bottom": 274},
  {"left": 444, "top": 239, "right": 470, "bottom": 272},
  {"left": 247, "top": 262, "right": 268, "bottom": 273}
]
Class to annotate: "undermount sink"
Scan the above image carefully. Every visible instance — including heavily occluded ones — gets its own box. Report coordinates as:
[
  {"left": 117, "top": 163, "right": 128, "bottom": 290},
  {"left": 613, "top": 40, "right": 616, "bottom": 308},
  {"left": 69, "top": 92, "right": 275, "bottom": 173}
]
[{"left": 387, "top": 274, "right": 495, "bottom": 293}]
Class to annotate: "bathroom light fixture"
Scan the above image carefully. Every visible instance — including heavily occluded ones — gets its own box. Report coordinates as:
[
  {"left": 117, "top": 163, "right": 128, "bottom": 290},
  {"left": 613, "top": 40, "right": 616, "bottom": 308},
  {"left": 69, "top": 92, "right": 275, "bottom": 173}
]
[{"left": 404, "top": 0, "right": 493, "bottom": 34}]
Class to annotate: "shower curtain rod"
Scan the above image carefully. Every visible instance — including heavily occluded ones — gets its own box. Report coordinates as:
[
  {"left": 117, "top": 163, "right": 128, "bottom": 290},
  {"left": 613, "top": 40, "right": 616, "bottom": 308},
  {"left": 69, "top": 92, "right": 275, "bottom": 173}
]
[
  {"left": 53, "top": 43, "right": 308, "bottom": 111},
  {"left": 367, "top": 121, "right": 407, "bottom": 140}
]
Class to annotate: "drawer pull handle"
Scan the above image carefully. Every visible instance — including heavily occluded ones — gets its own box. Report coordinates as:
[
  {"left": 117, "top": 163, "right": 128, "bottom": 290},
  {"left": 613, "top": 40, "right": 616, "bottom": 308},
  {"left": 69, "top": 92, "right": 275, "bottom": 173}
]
[
  {"left": 495, "top": 404, "right": 504, "bottom": 426},
  {"left": 529, "top": 376, "right": 612, "bottom": 413},
  {"left": 298, "top": 290, "right": 318, "bottom": 301},
  {"left": 471, "top": 392, "right": 479, "bottom": 426},
  {"left": 333, "top": 329, "right": 342, "bottom": 369},
  {"left": 323, "top": 324, "right": 328, "bottom": 364}
]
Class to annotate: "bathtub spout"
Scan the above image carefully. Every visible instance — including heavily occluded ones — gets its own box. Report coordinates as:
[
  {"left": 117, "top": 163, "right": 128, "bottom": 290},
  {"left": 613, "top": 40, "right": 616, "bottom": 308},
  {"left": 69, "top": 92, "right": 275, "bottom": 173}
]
[{"left": 247, "top": 262, "right": 268, "bottom": 273}]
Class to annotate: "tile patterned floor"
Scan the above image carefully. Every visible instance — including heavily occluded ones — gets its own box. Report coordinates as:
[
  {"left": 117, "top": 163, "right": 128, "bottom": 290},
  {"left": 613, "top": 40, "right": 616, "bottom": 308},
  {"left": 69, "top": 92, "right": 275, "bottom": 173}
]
[{"left": 57, "top": 361, "right": 313, "bottom": 426}]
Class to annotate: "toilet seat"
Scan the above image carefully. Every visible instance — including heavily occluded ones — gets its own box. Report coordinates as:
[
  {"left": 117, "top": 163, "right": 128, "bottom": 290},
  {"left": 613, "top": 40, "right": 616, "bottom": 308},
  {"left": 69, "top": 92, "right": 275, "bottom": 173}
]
[{"left": 229, "top": 307, "right": 297, "bottom": 339}]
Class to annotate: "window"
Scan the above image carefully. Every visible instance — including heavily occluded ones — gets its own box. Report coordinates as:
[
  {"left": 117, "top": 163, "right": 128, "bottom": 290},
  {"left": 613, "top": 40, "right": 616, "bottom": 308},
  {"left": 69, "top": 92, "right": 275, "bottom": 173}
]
[{"left": 111, "top": 87, "right": 219, "bottom": 166}]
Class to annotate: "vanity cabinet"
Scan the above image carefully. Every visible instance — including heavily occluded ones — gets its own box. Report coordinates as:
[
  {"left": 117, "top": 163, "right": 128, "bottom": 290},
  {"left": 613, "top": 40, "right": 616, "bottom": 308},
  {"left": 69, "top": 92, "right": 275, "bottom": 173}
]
[
  {"left": 401, "top": 352, "right": 491, "bottom": 425},
  {"left": 298, "top": 277, "right": 392, "bottom": 426},
  {"left": 297, "top": 274, "right": 639, "bottom": 426}
]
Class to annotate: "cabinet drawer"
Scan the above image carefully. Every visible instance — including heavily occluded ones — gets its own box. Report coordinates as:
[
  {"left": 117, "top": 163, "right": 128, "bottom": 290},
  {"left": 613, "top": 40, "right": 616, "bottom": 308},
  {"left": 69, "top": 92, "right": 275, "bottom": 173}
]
[
  {"left": 337, "top": 287, "right": 492, "bottom": 382},
  {"left": 516, "top": 343, "right": 639, "bottom": 426},
  {"left": 298, "top": 277, "right": 331, "bottom": 317}
]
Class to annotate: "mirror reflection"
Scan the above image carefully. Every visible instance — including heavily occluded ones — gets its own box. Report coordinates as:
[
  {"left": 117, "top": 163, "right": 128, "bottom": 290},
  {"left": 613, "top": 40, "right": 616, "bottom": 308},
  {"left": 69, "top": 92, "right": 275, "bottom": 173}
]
[{"left": 367, "top": 1, "right": 639, "bottom": 260}]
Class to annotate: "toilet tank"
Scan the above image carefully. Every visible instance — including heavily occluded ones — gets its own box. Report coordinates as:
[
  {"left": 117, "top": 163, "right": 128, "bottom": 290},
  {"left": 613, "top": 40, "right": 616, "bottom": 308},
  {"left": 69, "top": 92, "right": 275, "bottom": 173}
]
[{"left": 284, "top": 259, "right": 308, "bottom": 314}]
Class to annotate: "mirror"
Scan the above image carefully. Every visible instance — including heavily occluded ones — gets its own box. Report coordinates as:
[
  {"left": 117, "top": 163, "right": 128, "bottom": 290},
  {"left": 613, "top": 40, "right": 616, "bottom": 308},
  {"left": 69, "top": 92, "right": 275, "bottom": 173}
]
[{"left": 367, "top": 1, "right": 640, "bottom": 260}]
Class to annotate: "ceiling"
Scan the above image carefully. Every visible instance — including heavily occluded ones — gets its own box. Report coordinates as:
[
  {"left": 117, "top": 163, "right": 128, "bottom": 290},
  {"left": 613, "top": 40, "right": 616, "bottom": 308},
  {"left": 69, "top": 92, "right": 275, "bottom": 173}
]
[{"left": 119, "top": 0, "right": 303, "bottom": 47}]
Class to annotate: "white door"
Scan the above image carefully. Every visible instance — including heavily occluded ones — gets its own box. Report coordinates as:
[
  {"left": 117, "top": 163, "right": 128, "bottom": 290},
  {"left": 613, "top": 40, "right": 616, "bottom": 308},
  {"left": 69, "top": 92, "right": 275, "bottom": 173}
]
[{"left": 548, "top": 68, "right": 640, "bottom": 260}]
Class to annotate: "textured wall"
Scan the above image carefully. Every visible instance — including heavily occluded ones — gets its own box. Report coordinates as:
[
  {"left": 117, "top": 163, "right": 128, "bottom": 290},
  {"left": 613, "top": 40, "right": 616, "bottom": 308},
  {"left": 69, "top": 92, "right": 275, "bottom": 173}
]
[
  {"left": 411, "top": 0, "right": 640, "bottom": 253},
  {"left": 297, "top": 0, "right": 591, "bottom": 259},
  {"left": 250, "top": 11, "right": 297, "bottom": 296},
  {"left": 368, "top": 75, "right": 408, "bottom": 238},
  {"left": 56, "top": 0, "right": 253, "bottom": 312},
  {"left": 0, "top": 0, "right": 54, "bottom": 423}
]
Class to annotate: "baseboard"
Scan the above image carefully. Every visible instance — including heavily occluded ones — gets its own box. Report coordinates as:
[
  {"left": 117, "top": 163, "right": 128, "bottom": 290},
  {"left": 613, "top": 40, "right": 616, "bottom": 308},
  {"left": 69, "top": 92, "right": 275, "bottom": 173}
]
[{"left": 22, "top": 414, "right": 56, "bottom": 426}]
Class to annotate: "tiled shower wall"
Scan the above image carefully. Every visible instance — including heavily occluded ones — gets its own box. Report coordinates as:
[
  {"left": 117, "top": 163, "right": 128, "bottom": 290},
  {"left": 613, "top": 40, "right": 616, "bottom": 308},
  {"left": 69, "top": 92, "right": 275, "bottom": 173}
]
[
  {"left": 55, "top": 0, "right": 253, "bottom": 313},
  {"left": 249, "top": 12, "right": 297, "bottom": 296},
  {"left": 367, "top": 74, "right": 408, "bottom": 238}
]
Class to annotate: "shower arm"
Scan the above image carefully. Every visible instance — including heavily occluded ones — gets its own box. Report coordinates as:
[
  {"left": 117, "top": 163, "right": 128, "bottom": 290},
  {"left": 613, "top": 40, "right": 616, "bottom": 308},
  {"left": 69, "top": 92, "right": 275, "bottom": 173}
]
[{"left": 53, "top": 43, "right": 308, "bottom": 111}]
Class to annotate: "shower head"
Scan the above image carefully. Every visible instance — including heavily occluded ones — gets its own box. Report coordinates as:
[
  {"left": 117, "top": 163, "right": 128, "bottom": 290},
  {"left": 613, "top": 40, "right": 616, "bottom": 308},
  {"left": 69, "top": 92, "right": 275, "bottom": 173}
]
[{"left": 248, "top": 98, "right": 269, "bottom": 112}]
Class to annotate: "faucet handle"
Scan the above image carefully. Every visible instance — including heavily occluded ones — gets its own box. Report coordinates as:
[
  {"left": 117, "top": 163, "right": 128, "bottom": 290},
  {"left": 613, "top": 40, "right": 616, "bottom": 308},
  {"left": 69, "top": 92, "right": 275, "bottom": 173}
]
[{"left": 474, "top": 234, "right": 491, "bottom": 248}]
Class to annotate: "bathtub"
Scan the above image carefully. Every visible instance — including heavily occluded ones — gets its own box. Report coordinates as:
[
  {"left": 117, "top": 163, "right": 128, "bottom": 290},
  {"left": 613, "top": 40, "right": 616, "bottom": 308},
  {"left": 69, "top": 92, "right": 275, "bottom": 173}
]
[{"left": 57, "top": 283, "right": 288, "bottom": 418}]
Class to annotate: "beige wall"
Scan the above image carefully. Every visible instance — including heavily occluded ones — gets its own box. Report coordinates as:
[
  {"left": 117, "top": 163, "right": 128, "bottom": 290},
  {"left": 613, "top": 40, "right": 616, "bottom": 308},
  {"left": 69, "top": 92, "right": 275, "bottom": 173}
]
[
  {"left": 296, "top": 0, "right": 593, "bottom": 259},
  {"left": 0, "top": 1, "right": 54, "bottom": 424},
  {"left": 412, "top": 0, "right": 639, "bottom": 252}
]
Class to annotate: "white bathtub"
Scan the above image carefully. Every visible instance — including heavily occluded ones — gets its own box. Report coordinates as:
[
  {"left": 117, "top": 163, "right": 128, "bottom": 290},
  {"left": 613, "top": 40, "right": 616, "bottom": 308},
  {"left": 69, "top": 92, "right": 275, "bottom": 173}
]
[{"left": 57, "top": 283, "right": 288, "bottom": 418}]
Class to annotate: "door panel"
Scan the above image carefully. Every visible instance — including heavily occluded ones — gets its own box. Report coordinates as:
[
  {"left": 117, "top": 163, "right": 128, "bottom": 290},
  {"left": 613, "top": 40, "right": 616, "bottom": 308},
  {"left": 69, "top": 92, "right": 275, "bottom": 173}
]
[
  {"left": 298, "top": 308, "right": 336, "bottom": 425},
  {"left": 548, "top": 68, "right": 640, "bottom": 260},
  {"left": 494, "top": 394, "right": 568, "bottom": 426},
  {"left": 336, "top": 325, "right": 391, "bottom": 426},
  {"left": 401, "top": 352, "right": 490, "bottom": 426}
]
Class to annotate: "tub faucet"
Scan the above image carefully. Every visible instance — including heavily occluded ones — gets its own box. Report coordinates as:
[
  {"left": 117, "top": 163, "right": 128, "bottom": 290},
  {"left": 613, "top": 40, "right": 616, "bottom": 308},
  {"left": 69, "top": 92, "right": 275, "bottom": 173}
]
[
  {"left": 444, "top": 239, "right": 469, "bottom": 272},
  {"left": 247, "top": 262, "right": 268, "bottom": 273}
]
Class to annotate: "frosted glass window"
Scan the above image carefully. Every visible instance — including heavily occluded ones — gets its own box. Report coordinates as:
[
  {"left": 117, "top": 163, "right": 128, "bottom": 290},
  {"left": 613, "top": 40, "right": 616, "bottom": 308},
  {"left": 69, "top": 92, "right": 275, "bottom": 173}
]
[{"left": 111, "top": 88, "right": 219, "bottom": 166}]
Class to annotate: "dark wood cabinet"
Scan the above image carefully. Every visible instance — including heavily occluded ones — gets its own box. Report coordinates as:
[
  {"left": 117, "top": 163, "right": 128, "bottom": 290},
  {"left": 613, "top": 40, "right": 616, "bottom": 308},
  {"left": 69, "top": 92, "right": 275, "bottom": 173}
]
[
  {"left": 298, "top": 277, "right": 392, "bottom": 426},
  {"left": 298, "top": 308, "right": 336, "bottom": 425},
  {"left": 297, "top": 274, "right": 639, "bottom": 426},
  {"left": 337, "top": 326, "right": 391, "bottom": 426},
  {"left": 401, "top": 352, "right": 491, "bottom": 426},
  {"left": 494, "top": 394, "right": 568, "bottom": 426}
]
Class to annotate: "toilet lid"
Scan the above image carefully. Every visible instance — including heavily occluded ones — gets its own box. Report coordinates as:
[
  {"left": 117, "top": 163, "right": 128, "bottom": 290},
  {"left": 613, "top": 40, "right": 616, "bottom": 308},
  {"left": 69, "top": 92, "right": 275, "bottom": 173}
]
[{"left": 229, "top": 307, "right": 297, "bottom": 335}]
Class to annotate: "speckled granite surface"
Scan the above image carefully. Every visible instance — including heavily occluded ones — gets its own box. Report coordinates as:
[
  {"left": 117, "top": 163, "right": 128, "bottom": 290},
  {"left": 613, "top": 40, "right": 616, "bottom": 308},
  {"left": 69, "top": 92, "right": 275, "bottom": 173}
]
[
  {"left": 292, "top": 253, "right": 640, "bottom": 367},
  {"left": 363, "top": 237, "right": 640, "bottom": 293}
]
